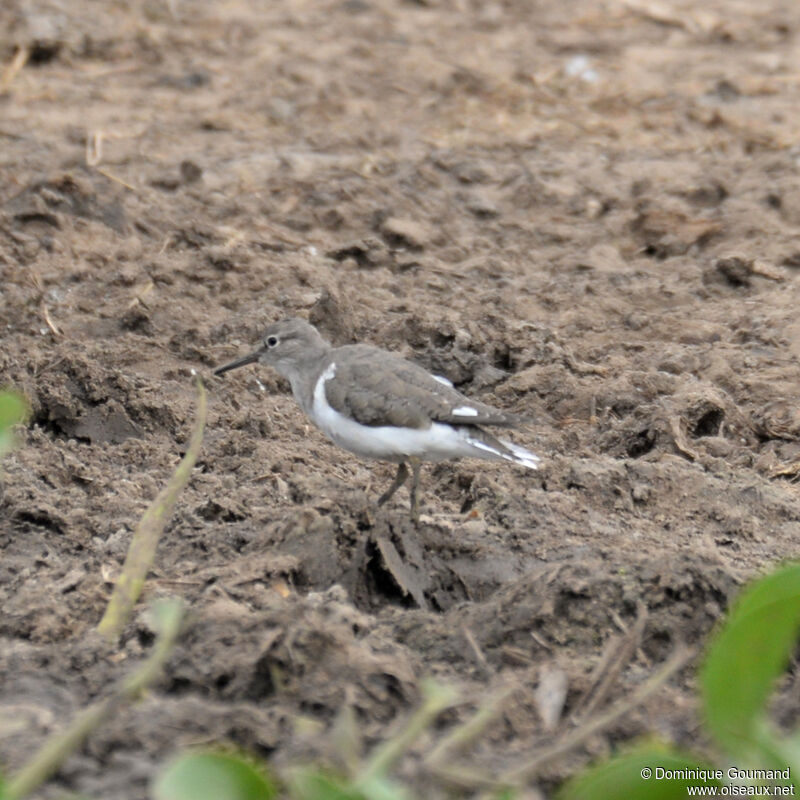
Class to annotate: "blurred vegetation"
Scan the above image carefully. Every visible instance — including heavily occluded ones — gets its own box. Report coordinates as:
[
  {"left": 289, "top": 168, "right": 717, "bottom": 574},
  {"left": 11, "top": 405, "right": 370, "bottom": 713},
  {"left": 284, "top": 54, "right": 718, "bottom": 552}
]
[
  {"left": 559, "top": 563, "right": 800, "bottom": 799},
  {"left": 0, "top": 389, "right": 28, "bottom": 462},
  {"left": 98, "top": 375, "right": 206, "bottom": 639}
]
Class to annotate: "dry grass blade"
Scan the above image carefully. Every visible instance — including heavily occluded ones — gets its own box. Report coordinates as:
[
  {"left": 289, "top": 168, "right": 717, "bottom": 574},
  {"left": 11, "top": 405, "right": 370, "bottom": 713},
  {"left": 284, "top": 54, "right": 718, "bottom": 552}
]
[
  {"left": 461, "top": 625, "right": 491, "bottom": 676},
  {"left": 40, "top": 303, "right": 62, "bottom": 336},
  {"left": 572, "top": 602, "right": 648, "bottom": 723},
  {"left": 95, "top": 166, "right": 140, "bottom": 194},
  {"left": 126, "top": 280, "right": 155, "bottom": 310},
  {"left": 620, "top": 0, "right": 722, "bottom": 34},
  {"left": 501, "top": 644, "right": 694, "bottom": 786},
  {"left": 97, "top": 376, "right": 206, "bottom": 640},
  {"left": 0, "top": 45, "right": 30, "bottom": 94},
  {"left": 750, "top": 261, "right": 787, "bottom": 282},
  {"left": 86, "top": 130, "right": 104, "bottom": 166},
  {"left": 5, "top": 599, "right": 185, "bottom": 800},
  {"left": 770, "top": 460, "right": 800, "bottom": 480}
]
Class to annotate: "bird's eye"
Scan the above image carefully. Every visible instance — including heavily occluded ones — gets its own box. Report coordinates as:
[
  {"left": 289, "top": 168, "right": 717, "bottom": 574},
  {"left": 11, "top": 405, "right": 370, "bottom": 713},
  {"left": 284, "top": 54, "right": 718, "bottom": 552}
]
[{"left": 266, "top": 336, "right": 279, "bottom": 348}]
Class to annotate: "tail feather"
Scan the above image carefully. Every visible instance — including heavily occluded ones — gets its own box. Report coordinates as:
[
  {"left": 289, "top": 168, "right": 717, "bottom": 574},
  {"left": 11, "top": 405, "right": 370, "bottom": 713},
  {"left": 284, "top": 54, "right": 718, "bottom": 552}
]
[
  {"left": 464, "top": 427, "right": 540, "bottom": 470},
  {"left": 499, "top": 438, "right": 541, "bottom": 469}
]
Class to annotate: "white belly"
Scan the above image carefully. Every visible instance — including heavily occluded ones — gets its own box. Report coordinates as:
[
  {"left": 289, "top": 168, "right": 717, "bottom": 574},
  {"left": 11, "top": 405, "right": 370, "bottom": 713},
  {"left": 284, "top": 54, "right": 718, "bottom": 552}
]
[{"left": 310, "top": 364, "right": 479, "bottom": 463}]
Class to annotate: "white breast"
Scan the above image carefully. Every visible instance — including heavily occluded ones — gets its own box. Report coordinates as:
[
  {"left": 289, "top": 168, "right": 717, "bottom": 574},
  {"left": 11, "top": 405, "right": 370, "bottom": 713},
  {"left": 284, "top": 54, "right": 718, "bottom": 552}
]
[{"left": 310, "top": 363, "right": 483, "bottom": 463}]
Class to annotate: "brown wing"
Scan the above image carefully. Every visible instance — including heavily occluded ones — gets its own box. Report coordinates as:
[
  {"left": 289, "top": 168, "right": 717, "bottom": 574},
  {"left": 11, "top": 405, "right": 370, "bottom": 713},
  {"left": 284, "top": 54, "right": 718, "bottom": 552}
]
[{"left": 324, "top": 345, "right": 522, "bottom": 429}]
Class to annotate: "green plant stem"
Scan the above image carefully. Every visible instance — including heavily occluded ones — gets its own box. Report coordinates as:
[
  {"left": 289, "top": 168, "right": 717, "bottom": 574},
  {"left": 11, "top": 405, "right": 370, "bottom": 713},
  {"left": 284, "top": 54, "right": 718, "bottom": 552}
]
[
  {"left": 353, "top": 679, "right": 459, "bottom": 789},
  {"left": 429, "top": 763, "right": 499, "bottom": 791},
  {"left": 500, "top": 644, "right": 694, "bottom": 786},
  {"left": 6, "top": 599, "right": 184, "bottom": 800},
  {"left": 424, "top": 684, "right": 517, "bottom": 768},
  {"left": 98, "top": 376, "right": 206, "bottom": 639}
]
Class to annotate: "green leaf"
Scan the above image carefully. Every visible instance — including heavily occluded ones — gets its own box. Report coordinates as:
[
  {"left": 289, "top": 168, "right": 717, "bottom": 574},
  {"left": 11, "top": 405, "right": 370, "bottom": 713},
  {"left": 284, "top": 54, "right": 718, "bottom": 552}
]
[
  {"left": 558, "top": 746, "right": 722, "bottom": 800},
  {"left": 287, "top": 768, "right": 411, "bottom": 800},
  {"left": 770, "top": 730, "right": 800, "bottom": 786},
  {"left": 0, "top": 392, "right": 27, "bottom": 430},
  {"left": 354, "top": 775, "right": 409, "bottom": 800},
  {"left": 146, "top": 598, "right": 186, "bottom": 638},
  {"left": 0, "top": 391, "right": 28, "bottom": 458},
  {"left": 153, "top": 752, "right": 276, "bottom": 800},
  {"left": 287, "top": 768, "right": 365, "bottom": 800},
  {"left": 701, "top": 563, "right": 800, "bottom": 760},
  {"left": 779, "top": 729, "right": 800, "bottom": 765}
]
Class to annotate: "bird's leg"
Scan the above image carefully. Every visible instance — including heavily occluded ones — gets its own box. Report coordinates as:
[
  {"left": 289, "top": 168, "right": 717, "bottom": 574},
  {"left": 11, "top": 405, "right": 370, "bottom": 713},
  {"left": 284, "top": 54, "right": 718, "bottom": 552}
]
[
  {"left": 408, "top": 457, "right": 422, "bottom": 524},
  {"left": 377, "top": 462, "right": 409, "bottom": 507}
]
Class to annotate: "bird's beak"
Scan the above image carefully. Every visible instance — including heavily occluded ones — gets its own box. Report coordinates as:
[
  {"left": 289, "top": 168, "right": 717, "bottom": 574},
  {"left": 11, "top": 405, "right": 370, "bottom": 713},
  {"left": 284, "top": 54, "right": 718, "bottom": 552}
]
[{"left": 213, "top": 348, "right": 262, "bottom": 376}]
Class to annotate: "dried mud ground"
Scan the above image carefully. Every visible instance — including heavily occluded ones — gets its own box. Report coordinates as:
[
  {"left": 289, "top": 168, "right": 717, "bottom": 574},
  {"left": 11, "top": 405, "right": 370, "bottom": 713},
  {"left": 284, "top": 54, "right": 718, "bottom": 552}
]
[{"left": 2, "top": 0, "right": 800, "bottom": 797}]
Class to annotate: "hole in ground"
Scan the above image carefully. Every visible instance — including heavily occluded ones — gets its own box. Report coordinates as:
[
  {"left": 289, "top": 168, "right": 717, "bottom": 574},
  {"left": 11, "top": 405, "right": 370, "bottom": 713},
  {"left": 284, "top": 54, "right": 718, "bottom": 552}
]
[
  {"left": 363, "top": 539, "right": 417, "bottom": 609},
  {"left": 692, "top": 407, "right": 724, "bottom": 437},
  {"left": 627, "top": 428, "right": 656, "bottom": 458}
]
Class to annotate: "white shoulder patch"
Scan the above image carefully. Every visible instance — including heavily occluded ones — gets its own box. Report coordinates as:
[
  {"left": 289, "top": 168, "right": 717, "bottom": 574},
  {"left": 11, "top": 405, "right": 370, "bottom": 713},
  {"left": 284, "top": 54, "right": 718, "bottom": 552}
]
[
  {"left": 453, "top": 405, "right": 479, "bottom": 417},
  {"left": 433, "top": 374, "right": 453, "bottom": 388}
]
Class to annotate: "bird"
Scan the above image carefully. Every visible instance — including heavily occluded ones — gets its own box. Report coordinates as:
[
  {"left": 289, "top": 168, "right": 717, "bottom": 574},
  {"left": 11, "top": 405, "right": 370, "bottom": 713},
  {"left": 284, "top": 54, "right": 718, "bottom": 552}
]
[{"left": 214, "top": 318, "right": 539, "bottom": 522}]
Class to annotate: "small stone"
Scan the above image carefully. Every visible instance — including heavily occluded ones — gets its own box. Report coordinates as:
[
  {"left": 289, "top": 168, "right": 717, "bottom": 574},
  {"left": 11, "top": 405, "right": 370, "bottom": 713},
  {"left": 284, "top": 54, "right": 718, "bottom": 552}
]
[
  {"left": 585, "top": 197, "right": 604, "bottom": 218},
  {"left": 116, "top": 236, "right": 143, "bottom": 262},
  {"left": 703, "top": 437, "right": 733, "bottom": 458},
  {"left": 380, "top": 217, "right": 430, "bottom": 250},
  {"left": 180, "top": 160, "right": 203, "bottom": 184},
  {"left": 465, "top": 193, "right": 500, "bottom": 218}
]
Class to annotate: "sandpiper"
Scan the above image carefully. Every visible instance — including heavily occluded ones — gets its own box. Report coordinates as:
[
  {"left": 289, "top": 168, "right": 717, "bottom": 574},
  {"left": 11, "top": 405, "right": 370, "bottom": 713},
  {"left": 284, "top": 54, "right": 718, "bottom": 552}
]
[{"left": 214, "top": 318, "right": 539, "bottom": 522}]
